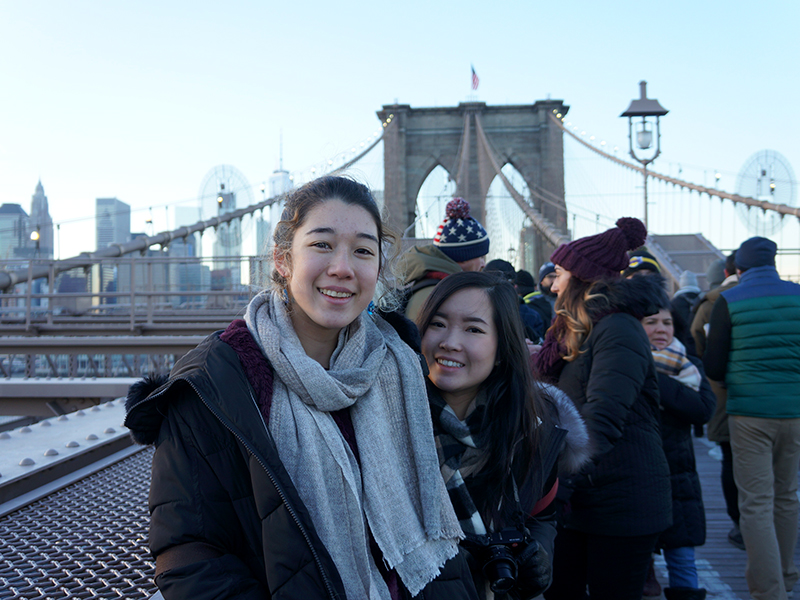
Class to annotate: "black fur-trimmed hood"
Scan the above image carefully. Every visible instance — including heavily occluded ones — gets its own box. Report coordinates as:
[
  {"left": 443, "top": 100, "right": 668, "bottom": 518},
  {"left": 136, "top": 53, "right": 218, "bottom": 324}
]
[
  {"left": 587, "top": 273, "right": 669, "bottom": 321},
  {"left": 124, "top": 372, "right": 171, "bottom": 445},
  {"left": 124, "top": 328, "right": 242, "bottom": 446}
]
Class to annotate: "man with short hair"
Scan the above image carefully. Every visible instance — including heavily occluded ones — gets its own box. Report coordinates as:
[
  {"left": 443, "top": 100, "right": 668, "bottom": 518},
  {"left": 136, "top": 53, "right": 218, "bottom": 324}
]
[
  {"left": 531, "top": 262, "right": 557, "bottom": 314},
  {"left": 485, "top": 259, "right": 544, "bottom": 341},
  {"left": 517, "top": 267, "right": 553, "bottom": 330},
  {"left": 704, "top": 237, "right": 800, "bottom": 600}
]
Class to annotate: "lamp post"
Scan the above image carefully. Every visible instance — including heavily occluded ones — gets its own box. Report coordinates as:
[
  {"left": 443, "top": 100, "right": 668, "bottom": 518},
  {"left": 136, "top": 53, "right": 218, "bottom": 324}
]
[
  {"left": 30, "top": 225, "right": 40, "bottom": 257},
  {"left": 620, "top": 81, "right": 668, "bottom": 230}
]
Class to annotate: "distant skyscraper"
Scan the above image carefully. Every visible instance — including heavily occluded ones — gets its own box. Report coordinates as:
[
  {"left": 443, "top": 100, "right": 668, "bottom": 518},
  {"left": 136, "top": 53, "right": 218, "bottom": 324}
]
[
  {"left": 268, "top": 162, "right": 292, "bottom": 254},
  {"left": 269, "top": 132, "right": 293, "bottom": 199},
  {"left": 30, "top": 180, "right": 54, "bottom": 258},
  {"left": 94, "top": 198, "right": 130, "bottom": 302},
  {"left": 0, "top": 203, "right": 30, "bottom": 260},
  {"left": 95, "top": 198, "right": 130, "bottom": 250},
  {"left": 256, "top": 214, "right": 271, "bottom": 257},
  {"left": 211, "top": 187, "right": 242, "bottom": 286},
  {"left": 269, "top": 169, "right": 292, "bottom": 199}
]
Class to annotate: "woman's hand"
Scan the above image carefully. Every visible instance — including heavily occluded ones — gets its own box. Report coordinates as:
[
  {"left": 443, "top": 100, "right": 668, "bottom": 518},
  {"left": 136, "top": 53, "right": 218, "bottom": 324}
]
[
  {"left": 525, "top": 339, "right": 542, "bottom": 356},
  {"left": 514, "top": 540, "right": 552, "bottom": 599}
]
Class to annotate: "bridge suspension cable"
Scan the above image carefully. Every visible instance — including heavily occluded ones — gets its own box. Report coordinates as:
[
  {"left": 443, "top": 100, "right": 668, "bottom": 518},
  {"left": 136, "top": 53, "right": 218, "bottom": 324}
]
[
  {"left": 474, "top": 114, "right": 570, "bottom": 247},
  {"left": 549, "top": 113, "right": 800, "bottom": 220},
  {"left": 0, "top": 120, "right": 392, "bottom": 293},
  {"left": 331, "top": 130, "right": 386, "bottom": 176}
]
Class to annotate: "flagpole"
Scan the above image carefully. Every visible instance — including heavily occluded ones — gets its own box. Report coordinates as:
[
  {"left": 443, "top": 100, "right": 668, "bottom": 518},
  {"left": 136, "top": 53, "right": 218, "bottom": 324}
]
[{"left": 469, "top": 64, "right": 479, "bottom": 101}]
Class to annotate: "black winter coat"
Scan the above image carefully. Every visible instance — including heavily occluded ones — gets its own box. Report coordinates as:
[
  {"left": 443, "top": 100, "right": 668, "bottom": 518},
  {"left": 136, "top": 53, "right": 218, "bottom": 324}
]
[
  {"left": 555, "top": 277, "right": 673, "bottom": 538},
  {"left": 124, "top": 330, "right": 477, "bottom": 600},
  {"left": 657, "top": 355, "right": 716, "bottom": 549}
]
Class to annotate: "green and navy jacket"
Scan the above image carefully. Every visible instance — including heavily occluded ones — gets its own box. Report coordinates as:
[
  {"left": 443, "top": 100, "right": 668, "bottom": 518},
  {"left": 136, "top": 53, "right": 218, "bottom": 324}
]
[{"left": 704, "top": 265, "right": 800, "bottom": 418}]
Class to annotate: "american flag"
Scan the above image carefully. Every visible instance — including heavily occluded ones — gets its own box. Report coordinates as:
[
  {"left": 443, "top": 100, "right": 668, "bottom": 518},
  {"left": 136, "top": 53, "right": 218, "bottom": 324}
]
[{"left": 471, "top": 65, "right": 479, "bottom": 90}]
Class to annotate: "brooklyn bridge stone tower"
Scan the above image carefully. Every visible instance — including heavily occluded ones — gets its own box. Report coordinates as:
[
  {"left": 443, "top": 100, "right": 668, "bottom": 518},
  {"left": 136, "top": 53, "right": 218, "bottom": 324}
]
[{"left": 377, "top": 100, "right": 569, "bottom": 269}]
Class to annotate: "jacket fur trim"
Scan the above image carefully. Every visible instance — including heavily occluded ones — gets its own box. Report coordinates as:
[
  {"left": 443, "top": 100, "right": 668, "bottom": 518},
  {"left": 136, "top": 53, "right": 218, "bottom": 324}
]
[{"left": 537, "top": 383, "right": 593, "bottom": 474}]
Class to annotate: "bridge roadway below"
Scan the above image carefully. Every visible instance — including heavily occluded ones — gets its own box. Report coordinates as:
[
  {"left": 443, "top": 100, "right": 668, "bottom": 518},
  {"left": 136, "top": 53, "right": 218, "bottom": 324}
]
[{"left": 1, "top": 402, "right": 798, "bottom": 599}]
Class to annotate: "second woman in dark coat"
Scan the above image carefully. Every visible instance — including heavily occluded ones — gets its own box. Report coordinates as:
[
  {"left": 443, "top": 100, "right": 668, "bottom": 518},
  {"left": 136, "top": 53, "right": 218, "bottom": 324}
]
[
  {"left": 417, "top": 271, "right": 592, "bottom": 600},
  {"left": 534, "top": 217, "right": 673, "bottom": 600}
]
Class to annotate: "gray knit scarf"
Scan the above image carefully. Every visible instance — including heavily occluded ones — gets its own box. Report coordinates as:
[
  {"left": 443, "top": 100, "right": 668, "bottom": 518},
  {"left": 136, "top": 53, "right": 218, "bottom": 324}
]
[{"left": 244, "top": 291, "right": 463, "bottom": 599}]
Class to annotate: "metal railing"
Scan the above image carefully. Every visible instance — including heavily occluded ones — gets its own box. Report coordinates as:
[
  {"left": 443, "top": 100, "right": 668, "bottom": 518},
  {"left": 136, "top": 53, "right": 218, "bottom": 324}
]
[{"left": 0, "top": 254, "right": 269, "bottom": 333}]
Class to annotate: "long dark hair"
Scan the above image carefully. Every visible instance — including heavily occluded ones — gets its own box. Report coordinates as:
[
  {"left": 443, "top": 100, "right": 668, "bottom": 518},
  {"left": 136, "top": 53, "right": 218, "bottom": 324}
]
[{"left": 417, "top": 271, "right": 550, "bottom": 526}]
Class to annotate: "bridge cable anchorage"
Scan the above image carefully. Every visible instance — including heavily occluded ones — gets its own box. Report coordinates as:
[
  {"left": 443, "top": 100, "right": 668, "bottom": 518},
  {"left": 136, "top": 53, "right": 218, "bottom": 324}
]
[
  {"left": 548, "top": 114, "right": 800, "bottom": 220},
  {"left": 0, "top": 193, "right": 283, "bottom": 292},
  {"left": 473, "top": 114, "right": 571, "bottom": 247}
]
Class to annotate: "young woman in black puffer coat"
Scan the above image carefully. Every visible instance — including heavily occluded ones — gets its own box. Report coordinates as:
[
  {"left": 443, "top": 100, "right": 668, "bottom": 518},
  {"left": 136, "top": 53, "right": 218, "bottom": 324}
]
[
  {"left": 641, "top": 300, "right": 715, "bottom": 600},
  {"left": 533, "top": 217, "right": 673, "bottom": 600},
  {"left": 124, "top": 177, "right": 476, "bottom": 600}
]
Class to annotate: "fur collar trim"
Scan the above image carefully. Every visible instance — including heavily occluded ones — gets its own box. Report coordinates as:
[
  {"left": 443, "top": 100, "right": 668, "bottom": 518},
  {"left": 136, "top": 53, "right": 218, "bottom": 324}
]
[
  {"left": 538, "top": 383, "right": 593, "bottom": 474},
  {"left": 125, "top": 372, "right": 170, "bottom": 445}
]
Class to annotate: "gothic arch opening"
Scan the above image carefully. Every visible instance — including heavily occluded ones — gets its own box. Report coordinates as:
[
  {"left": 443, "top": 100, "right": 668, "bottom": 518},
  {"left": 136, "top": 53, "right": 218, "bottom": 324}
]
[
  {"left": 484, "top": 163, "right": 533, "bottom": 267},
  {"left": 413, "top": 165, "right": 456, "bottom": 239}
]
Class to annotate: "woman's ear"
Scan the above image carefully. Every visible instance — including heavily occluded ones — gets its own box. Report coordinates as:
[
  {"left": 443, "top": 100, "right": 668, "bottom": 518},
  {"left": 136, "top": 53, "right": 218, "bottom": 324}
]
[{"left": 274, "top": 248, "right": 290, "bottom": 279}]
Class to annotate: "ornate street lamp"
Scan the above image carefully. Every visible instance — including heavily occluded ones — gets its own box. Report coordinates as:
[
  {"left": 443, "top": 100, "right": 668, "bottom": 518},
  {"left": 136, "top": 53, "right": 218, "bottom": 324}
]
[{"left": 621, "top": 81, "right": 668, "bottom": 230}]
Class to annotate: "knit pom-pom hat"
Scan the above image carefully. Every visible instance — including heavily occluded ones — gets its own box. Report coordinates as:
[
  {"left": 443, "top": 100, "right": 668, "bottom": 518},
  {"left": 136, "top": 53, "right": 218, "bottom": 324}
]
[
  {"left": 433, "top": 198, "right": 490, "bottom": 263},
  {"left": 551, "top": 217, "right": 647, "bottom": 281}
]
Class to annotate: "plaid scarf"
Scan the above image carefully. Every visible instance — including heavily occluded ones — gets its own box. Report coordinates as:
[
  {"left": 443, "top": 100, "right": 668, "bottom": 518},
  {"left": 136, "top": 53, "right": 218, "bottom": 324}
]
[
  {"left": 651, "top": 338, "right": 702, "bottom": 391},
  {"left": 429, "top": 387, "right": 491, "bottom": 536}
]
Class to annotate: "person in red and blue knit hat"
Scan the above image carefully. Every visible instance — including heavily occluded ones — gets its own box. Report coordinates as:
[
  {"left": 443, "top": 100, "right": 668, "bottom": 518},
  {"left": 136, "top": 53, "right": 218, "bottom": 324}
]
[{"left": 400, "top": 198, "right": 490, "bottom": 321}]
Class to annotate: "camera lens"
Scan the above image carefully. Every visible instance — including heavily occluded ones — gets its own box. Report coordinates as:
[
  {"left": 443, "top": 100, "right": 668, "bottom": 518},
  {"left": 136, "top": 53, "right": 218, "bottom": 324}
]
[{"left": 483, "top": 545, "right": 518, "bottom": 594}]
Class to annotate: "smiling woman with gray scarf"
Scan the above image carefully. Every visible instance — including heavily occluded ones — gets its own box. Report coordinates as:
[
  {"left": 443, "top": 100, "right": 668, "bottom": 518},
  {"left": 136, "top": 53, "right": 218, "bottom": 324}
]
[{"left": 124, "top": 176, "right": 474, "bottom": 600}]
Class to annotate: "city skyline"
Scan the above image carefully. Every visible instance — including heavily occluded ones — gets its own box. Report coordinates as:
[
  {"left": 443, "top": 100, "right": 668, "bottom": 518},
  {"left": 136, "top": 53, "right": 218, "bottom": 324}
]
[{"left": 1, "top": 1, "right": 797, "bottom": 264}]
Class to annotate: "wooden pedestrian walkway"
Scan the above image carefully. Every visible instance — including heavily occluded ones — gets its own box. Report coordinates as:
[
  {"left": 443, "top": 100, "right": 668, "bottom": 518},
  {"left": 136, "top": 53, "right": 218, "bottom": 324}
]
[{"left": 649, "top": 435, "right": 800, "bottom": 600}]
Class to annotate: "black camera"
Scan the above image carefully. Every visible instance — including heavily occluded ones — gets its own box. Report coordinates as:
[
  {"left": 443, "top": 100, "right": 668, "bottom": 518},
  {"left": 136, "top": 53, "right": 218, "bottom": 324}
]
[{"left": 466, "top": 528, "right": 530, "bottom": 594}]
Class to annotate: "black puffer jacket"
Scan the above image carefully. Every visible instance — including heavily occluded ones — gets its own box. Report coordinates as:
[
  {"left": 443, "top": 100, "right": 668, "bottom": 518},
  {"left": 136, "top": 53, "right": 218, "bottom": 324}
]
[
  {"left": 556, "top": 276, "right": 673, "bottom": 537},
  {"left": 656, "top": 355, "right": 715, "bottom": 549},
  {"left": 124, "top": 327, "right": 477, "bottom": 600}
]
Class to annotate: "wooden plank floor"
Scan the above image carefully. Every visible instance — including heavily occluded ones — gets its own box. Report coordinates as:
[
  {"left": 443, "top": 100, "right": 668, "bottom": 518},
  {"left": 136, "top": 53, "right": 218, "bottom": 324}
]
[{"left": 649, "top": 435, "right": 800, "bottom": 599}]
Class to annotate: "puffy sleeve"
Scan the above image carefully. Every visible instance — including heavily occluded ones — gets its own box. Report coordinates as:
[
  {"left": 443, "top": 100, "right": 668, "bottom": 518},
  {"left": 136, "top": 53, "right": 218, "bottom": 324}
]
[
  {"left": 703, "top": 296, "right": 732, "bottom": 381},
  {"left": 580, "top": 314, "right": 654, "bottom": 460}
]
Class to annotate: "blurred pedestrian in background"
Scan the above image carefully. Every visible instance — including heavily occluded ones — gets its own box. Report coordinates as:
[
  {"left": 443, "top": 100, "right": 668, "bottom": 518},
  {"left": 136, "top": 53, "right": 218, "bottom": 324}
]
[
  {"left": 485, "top": 259, "right": 545, "bottom": 342},
  {"left": 518, "top": 267, "right": 555, "bottom": 329},
  {"left": 704, "top": 237, "right": 800, "bottom": 600},
  {"left": 671, "top": 271, "right": 702, "bottom": 358},
  {"left": 642, "top": 301, "right": 715, "bottom": 600},
  {"left": 690, "top": 252, "right": 743, "bottom": 550}
]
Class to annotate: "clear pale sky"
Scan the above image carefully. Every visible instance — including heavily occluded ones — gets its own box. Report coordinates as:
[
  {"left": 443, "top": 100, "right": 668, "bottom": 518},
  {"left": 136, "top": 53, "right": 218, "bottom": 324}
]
[{"left": 1, "top": 0, "right": 798, "bottom": 265}]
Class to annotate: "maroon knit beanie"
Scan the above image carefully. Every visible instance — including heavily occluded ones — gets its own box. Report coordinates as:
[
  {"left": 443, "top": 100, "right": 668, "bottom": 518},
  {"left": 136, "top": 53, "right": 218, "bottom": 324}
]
[{"left": 550, "top": 217, "right": 647, "bottom": 281}]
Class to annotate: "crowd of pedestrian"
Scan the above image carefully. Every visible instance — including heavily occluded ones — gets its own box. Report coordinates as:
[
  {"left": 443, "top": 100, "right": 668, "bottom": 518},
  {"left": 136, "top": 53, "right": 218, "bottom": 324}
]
[{"left": 124, "top": 177, "right": 800, "bottom": 600}]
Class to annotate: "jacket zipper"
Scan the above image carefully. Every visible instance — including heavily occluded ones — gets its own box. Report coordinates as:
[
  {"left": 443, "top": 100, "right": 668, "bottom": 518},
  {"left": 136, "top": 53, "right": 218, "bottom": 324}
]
[{"left": 146, "top": 378, "right": 339, "bottom": 600}]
